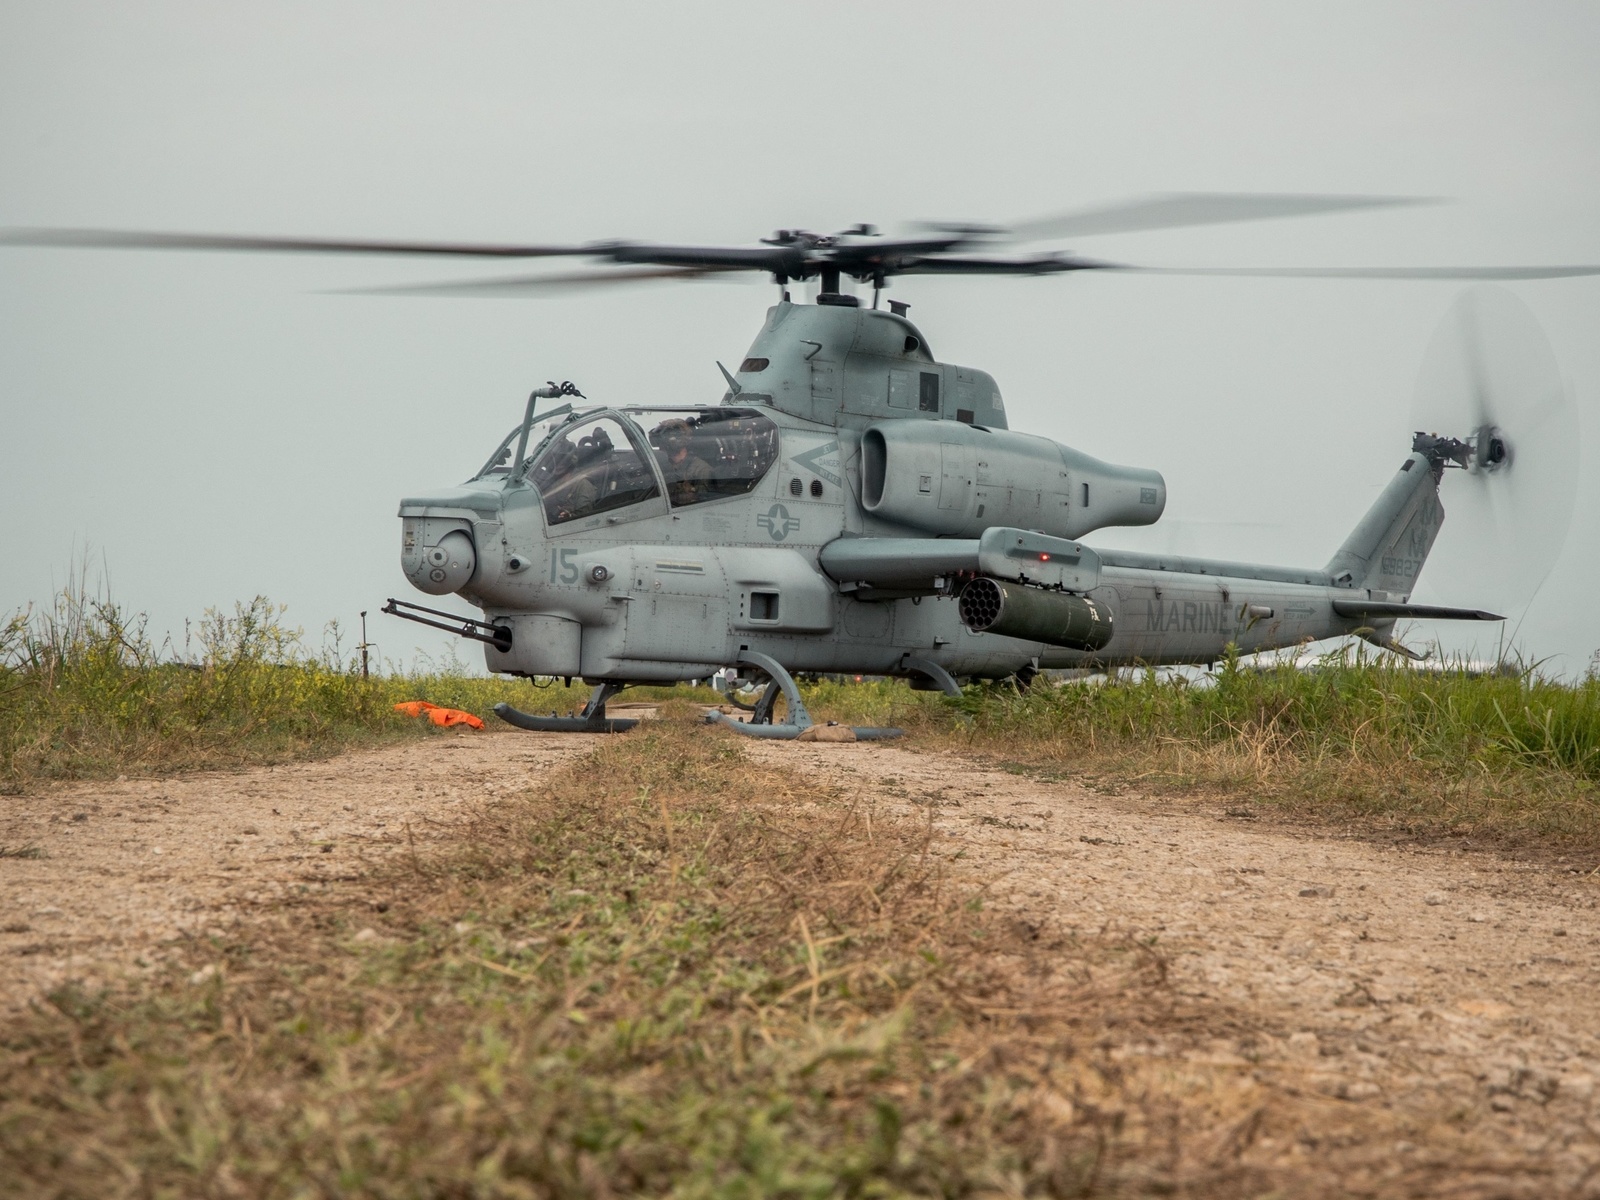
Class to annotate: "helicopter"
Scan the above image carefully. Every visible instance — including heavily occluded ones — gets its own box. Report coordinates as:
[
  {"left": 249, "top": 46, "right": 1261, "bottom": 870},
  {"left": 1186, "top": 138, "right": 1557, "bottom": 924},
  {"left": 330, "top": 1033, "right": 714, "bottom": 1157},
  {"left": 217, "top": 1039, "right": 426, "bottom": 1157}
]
[{"left": 5, "top": 193, "right": 1594, "bottom": 738}]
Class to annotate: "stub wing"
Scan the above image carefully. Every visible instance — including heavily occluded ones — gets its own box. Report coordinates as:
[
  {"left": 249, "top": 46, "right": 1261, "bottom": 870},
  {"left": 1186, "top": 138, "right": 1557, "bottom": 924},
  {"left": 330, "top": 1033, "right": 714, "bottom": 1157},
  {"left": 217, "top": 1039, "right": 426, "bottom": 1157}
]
[{"left": 819, "top": 528, "right": 1102, "bottom": 595}]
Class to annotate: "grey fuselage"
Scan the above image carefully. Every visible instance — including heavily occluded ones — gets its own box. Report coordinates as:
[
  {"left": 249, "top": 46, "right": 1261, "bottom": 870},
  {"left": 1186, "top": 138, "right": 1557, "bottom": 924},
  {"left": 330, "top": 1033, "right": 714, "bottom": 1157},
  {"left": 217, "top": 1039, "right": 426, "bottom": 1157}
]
[{"left": 397, "top": 300, "right": 1439, "bottom": 682}]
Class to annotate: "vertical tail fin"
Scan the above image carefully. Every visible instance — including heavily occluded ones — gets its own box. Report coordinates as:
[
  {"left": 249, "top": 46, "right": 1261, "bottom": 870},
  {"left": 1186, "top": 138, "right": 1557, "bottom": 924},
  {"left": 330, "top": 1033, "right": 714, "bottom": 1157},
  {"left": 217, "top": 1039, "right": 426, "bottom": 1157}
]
[{"left": 1325, "top": 452, "right": 1444, "bottom": 600}]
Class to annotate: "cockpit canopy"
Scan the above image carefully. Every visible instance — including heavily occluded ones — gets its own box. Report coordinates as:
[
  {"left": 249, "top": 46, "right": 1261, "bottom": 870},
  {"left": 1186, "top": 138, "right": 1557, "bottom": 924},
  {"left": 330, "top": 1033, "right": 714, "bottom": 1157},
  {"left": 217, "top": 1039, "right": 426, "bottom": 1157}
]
[
  {"left": 530, "top": 414, "right": 659, "bottom": 524},
  {"left": 632, "top": 407, "right": 779, "bottom": 512},
  {"left": 477, "top": 406, "right": 779, "bottom": 527}
]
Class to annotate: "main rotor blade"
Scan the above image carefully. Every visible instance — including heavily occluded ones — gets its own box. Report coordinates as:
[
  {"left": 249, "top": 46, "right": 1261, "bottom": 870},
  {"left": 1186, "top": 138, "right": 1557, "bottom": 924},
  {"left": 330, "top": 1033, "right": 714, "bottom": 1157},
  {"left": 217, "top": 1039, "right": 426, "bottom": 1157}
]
[
  {"left": 603, "top": 244, "right": 802, "bottom": 272},
  {"left": 891, "top": 253, "right": 1119, "bottom": 276},
  {"left": 1001, "top": 193, "right": 1435, "bottom": 242},
  {"left": 1127, "top": 264, "right": 1600, "bottom": 280},
  {"left": 0, "top": 227, "right": 592, "bottom": 258},
  {"left": 0, "top": 227, "right": 820, "bottom": 278},
  {"left": 338, "top": 266, "right": 744, "bottom": 296}
]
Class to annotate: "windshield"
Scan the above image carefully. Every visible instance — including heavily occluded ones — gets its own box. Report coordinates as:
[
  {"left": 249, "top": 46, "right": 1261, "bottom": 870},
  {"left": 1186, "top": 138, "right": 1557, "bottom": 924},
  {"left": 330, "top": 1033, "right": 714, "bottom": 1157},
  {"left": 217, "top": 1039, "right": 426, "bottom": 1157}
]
[
  {"left": 474, "top": 427, "right": 522, "bottom": 479},
  {"left": 472, "top": 411, "right": 585, "bottom": 481},
  {"left": 527, "top": 414, "right": 661, "bottom": 525},
  {"left": 629, "top": 407, "right": 779, "bottom": 507}
]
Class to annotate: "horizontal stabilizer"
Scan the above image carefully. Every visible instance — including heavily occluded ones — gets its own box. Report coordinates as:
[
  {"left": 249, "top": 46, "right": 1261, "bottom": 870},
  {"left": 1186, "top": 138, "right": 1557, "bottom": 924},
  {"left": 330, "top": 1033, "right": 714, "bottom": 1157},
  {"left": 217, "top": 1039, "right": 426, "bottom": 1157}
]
[{"left": 1331, "top": 599, "right": 1503, "bottom": 622}]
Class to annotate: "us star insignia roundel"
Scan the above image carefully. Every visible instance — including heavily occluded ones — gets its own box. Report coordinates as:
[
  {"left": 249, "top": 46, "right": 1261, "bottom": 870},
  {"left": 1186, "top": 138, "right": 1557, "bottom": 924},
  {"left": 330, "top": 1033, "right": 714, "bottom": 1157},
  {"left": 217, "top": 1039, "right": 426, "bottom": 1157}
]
[{"left": 757, "top": 503, "right": 799, "bottom": 542}]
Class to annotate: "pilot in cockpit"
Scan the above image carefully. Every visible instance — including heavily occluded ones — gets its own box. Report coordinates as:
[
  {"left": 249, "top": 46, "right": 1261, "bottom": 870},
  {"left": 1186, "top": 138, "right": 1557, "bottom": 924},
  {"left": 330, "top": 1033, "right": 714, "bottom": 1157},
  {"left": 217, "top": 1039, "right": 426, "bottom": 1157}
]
[{"left": 653, "top": 418, "right": 712, "bottom": 506}]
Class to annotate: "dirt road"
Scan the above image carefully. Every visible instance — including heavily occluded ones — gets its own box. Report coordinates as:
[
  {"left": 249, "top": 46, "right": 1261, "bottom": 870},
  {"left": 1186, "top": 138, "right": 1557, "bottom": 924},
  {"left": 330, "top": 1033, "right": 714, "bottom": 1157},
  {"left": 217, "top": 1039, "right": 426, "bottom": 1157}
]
[
  {"left": 5, "top": 727, "right": 1599, "bottom": 1188},
  {"left": 745, "top": 739, "right": 1600, "bottom": 1189},
  {"left": 0, "top": 732, "right": 593, "bottom": 1013}
]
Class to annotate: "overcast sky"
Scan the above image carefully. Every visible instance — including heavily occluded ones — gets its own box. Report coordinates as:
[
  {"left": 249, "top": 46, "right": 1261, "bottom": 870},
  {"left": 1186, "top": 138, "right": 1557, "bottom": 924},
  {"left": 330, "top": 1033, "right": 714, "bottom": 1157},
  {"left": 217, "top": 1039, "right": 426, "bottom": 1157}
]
[{"left": 2, "top": 2, "right": 1597, "bottom": 675}]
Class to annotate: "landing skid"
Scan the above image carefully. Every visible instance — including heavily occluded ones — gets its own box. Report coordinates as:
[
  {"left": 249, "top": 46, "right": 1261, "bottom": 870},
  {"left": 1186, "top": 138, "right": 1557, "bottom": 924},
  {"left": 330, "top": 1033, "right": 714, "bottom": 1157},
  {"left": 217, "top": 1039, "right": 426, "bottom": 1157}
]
[
  {"left": 494, "top": 680, "right": 639, "bottom": 734},
  {"left": 494, "top": 661, "right": 904, "bottom": 740},
  {"left": 705, "top": 650, "right": 903, "bottom": 741}
]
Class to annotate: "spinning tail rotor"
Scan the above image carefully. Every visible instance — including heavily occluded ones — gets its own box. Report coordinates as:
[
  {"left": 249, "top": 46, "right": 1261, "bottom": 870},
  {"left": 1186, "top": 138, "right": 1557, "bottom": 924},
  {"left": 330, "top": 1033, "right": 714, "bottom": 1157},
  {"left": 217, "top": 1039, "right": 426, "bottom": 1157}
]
[{"left": 1409, "top": 286, "right": 1579, "bottom": 617}]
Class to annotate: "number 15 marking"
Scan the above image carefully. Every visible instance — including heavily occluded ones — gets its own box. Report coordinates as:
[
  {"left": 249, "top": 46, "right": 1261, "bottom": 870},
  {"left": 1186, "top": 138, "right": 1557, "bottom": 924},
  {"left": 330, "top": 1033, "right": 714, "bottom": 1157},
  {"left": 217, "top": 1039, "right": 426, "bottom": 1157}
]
[{"left": 550, "top": 548, "right": 579, "bottom": 584}]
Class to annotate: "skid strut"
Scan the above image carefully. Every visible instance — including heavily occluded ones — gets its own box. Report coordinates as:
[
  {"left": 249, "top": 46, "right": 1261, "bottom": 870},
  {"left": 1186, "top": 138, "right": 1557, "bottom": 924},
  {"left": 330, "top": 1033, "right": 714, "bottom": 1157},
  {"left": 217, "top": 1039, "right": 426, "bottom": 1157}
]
[
  {"left": 494, "top": 680, "right": 639, "bottom": 734},
  {"left": 900, "top": 654, "right": 963, "bottom": 697},
  {"left": 706, "top": 650, "right": 903, "bottom": 741}
]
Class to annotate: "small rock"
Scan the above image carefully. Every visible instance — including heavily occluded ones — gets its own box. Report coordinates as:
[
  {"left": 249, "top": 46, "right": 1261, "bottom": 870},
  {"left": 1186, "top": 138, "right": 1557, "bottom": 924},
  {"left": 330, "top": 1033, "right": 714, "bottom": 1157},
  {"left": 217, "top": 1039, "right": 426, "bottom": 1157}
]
[
  {"left": 1299, "top": 885, "right": 1335, "bottom": 899},
  {"left": 1468, "top": 912, "right": 1490, "bottom": 923},
  {"left": 1286, "top": 1031, "right": 1320, "bottom": 1059},
  {"left": 151, "top": 846, "right": 163, "bottom": 855},
  {"left": 1490, "top": 1095, "right": 1516, "bottom": 1113},
  {"left": 352, "top": 927, "right": 379, "bottom": 943},
  {"left": 1423, "top": 891, "right": 1447, "bottom": 906},
  {"left": 31, "top": 906, "right": 64, "bottom": 918},
  {"left": 453, "top": 921, "right": 473, "bottom": 934},
  {"left": 796, "top": 724, "right": 857, "bottom": 743},
  {"left": 1514, "top": 1068, "right": 1560, "bottom": 1103},
  {"left": 189, "top": 964, "right": 218, "bottom": 985},
  {"left": 1554, "top": 928, "right": 1567, "bottom": 937}
]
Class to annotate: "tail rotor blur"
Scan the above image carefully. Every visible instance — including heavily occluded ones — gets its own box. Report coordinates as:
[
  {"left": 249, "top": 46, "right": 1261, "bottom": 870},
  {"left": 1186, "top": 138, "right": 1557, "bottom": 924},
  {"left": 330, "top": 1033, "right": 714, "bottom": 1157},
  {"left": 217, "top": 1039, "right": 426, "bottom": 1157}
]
[{"left": 1409, "top": 286, "right": 1579, "bottom": 617}]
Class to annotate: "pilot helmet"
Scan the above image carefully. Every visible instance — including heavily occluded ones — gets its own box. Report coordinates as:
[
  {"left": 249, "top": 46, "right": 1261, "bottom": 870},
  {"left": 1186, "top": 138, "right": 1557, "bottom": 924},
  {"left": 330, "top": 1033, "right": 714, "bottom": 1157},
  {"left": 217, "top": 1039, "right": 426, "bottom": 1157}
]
[{"left": 655, "top": 418, "right": 692, "bottom": 449}]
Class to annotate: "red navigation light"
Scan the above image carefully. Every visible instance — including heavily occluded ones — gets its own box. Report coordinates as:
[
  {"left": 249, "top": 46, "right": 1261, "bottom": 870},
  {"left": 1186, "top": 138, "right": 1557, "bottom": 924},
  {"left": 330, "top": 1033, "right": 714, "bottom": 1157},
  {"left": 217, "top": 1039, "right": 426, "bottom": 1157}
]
[{"left": 1040, "top": 553, "right": 1051, "bottom": 561}]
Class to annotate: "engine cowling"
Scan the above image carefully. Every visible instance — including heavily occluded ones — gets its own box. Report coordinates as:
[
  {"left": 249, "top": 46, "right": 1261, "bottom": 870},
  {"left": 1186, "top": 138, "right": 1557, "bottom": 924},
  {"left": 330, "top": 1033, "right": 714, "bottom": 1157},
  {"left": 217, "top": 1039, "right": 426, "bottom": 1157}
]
[{"left": 860, "top": 420, "right": 1164, "bottom": 539}]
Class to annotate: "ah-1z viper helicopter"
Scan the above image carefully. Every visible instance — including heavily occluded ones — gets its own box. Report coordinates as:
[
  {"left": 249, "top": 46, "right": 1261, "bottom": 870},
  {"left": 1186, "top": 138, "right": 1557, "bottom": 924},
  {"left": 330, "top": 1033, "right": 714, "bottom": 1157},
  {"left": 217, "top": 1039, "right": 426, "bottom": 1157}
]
[{"left": 7, "top": 194, "right": 1592, "bottom": 737}]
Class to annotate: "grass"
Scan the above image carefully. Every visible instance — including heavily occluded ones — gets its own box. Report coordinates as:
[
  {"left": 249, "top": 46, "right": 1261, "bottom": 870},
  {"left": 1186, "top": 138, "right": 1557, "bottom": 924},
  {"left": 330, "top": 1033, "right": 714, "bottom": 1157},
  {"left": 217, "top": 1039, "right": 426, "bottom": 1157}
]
[
  {"left": 0, "top": 581, "right": 714, "bottom": 790},
  {"left": 0, "top": 718, "right": 1368, "bottom": 1198},
  {"left": 798, "top": 649, "right": 1600, "bottom": 848},
  {"left": 7, "top": 570, "right": 1598, "bottom": 845}
]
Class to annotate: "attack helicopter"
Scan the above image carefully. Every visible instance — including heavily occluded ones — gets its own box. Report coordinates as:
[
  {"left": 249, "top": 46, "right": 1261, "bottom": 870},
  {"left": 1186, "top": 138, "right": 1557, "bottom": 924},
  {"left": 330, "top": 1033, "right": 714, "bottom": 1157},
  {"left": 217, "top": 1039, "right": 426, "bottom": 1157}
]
[{"left": 5, "top": 194, "right": 1593, "bottom": 737}]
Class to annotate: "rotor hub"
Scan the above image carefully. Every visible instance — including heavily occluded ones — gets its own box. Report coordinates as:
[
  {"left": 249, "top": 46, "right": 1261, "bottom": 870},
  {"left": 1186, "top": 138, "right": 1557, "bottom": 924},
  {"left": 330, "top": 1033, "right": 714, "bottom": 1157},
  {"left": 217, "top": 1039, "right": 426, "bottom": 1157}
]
[{"left": 1412, "top": 424, "right": 1510, "bottom": 474}]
